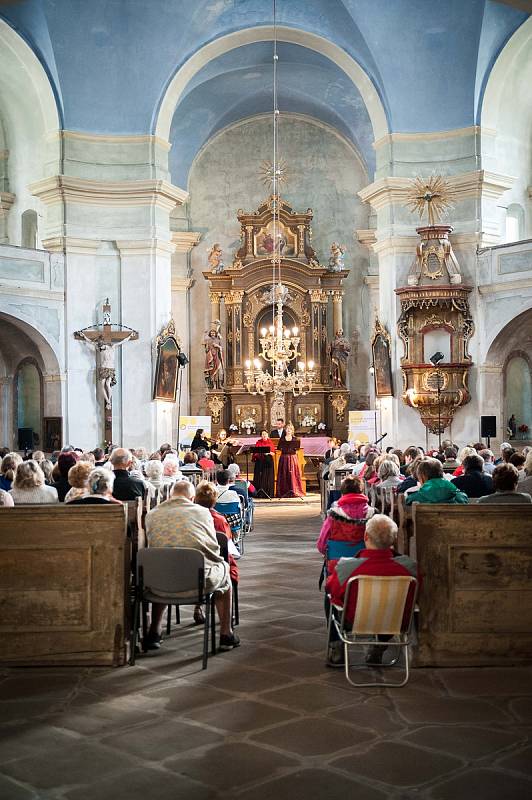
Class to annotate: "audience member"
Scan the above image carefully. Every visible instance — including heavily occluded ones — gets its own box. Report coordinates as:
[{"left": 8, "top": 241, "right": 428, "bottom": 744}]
[
  {"left": 509, "top": 452, "right": 526, "bottom": 477},
  {"left": 478, "top": 463, "right": 532, "bottom": 504},
  {"left": 327, "top": 443, "right": 353, "bottom": 487},
  {"left": 325, "top": 514, "right": 417, "bottom": 666},
  {"left": 452, "top": 446, "right": 476, "bottom": 477},
  {"left": 397, "top": 455, "right": 427, "bottom": 494},
  {"left": 0, "top": 452, "right": 22, "bottom": 491},
  {"left": 69, "top": 468, "right": 122, "bottom": 504},
  {"left": 0, "top": 489, "right": 14, "bottom": 507},
  {"left": 110, "top": 448, "right": 145, "bottom": 500},
  {"left": 10, "top": 460, "right": 59, "bottom": 504},
  {"left": 79, "top": 451, "right": 96, "bottom": 466},
  {"left": 401, "top": 446, "right": 422, "bottom": 476},
  {"left": 520, "top": 451, "right": 532, "bottom": 495},
  {"left": 451, "top": 454, "right": 494, "bottom": 498},
  {"left": 317, "top": 475, "right": 374, "bottom": 575},
  {"left": 375, "top": 460, "right": 403, "bottom": 490},
  {"left": 92, "top": 447, "right": 106, "bottom": 466},
  {"left": 145, "top": 480, "right": 240, "bottom": 651},
  {"left": 479, "top": 449, "right": 495, "bottom": 475},
  {"left": 215, "top": 469, "right": 241, "bottom": 507},
  {"left": 441, "top": 446, "right": 460, "bottom": 473},
  {"left": 145, "top": 459, "right": 164, "bottom": 491},
  {"left": 64, "top": 461, "right": 93, "bottom": 503},
  {"left": 406, "top": 458, "right": 468, "bottom": 505},
  {"left": 197, "top": 448, "right": 216, "bottom": 471},
  {"left": 181, "top": 451, "right": 202, "bottom": 473},
  {"left": 53, "top": 451, "right": 79, "bottom": 501},
  {"left": 162, "top": 455, "right": 182, "bottom": 484},
  {"left": 32, "top": 450, "right": 45, "bottom": 465}
]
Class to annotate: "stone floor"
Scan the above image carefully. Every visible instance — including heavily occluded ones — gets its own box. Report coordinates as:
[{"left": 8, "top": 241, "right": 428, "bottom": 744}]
[{"left": 1, "top": 501, "right": 531, "bottom": 799}]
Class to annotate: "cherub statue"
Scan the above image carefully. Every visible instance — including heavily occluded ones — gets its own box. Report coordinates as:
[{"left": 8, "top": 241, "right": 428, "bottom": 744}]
[
  {"left": 207, "top": 243, "right": 224, "bottom": 274},
  {"left": 328, "top": 242, "right": 346, "bottom": 272}
]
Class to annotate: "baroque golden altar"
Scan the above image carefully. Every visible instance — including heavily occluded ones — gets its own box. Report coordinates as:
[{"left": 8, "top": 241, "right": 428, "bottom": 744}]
[{"left": 203, "top": 195, "right": 350, "bottom": 437}]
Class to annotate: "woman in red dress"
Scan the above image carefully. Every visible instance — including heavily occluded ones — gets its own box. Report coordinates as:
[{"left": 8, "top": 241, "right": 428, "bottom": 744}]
[
  {"left": 276, "top": 423, "right": 304, "bottom": 498},
  {"left": 252, "top": 430, "right": 275, "bottom": 498}
]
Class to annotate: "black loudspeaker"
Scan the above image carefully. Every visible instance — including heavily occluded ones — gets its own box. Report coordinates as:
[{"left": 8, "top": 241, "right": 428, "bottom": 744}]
[
  {"left": 18, "top": 427, "right": 33, "bottom": 450},
  {"left": 480, "top": 416, "right": 496, "bottom": 438}
]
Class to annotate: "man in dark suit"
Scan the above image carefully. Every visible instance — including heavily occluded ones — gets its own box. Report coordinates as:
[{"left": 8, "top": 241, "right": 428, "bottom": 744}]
[
  {"left": 110, "top": 447, "right": 145, "bottom": 500},
  {"left": 451, "top": 454, "right": 494, "bottom": 499},
  {"left": 270, "top": 418, "right": 285, "bottom": 439}
]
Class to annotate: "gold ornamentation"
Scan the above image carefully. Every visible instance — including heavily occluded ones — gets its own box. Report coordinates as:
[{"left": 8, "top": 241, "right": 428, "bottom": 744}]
[
  {"left": 421, "top": 244, "right": 444, "bottom": 280},
  {"left": 155, "top": 317, "right": 181, "bottom": 348},
  {"left": 405, "top": 174, "right": 455, "bottom": 226},
  {"left": 206, "top": 393, "right": 226, "bottom": 424},
  {"left": 259, "top": 158, "right": 291, "bottom": 189},
  {"left": 331, "top": 393, "right": 348, "bottom": 422}
]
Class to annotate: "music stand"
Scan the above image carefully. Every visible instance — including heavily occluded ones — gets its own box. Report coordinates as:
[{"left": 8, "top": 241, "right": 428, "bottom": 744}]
[{"left": 251, "top": 446, "right": 274, "bottom": 500}]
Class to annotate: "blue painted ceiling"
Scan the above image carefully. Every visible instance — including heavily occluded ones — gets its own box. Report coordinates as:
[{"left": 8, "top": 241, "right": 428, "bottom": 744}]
[
  {"left": 0, "top": 0, "right": 528, "bottom": 184},
  {"left": 169, "top": 42, "right": 375, "bottom": 187}
]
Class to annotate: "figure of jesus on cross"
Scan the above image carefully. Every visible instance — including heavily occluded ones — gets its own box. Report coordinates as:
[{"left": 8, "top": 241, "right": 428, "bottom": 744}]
[{"left": 74, "top": 299, "right": 139, "bottom": 443}]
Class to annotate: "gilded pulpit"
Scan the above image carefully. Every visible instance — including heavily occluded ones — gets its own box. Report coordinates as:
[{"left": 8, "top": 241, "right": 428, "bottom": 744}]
[{"left": 203, "top": 196, "right": 350, "bottom": 437}]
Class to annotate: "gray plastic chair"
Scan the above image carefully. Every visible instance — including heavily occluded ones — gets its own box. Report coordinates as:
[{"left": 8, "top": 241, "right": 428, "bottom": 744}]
[{"left": 130, "top": 547, "right": 215, "bottom": 669}]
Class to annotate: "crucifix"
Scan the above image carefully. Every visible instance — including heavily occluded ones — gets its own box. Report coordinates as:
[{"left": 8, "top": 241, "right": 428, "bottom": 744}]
[{"left": 74, "top": 299, "right": 139, "bottom": 445}]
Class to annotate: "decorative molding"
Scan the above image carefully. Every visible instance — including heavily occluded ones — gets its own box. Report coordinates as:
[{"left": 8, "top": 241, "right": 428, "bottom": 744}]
[
  {"left": 478, "top": 277, "right": 532, "bottom": 295},
  {"left": 372, "top": 236, "right": 419, "bottom": 255},
  {"left": 171, "top": 276, "right": 193, "bottom": 291},
  {"left": 373, "top": 125, "right": 490, "bottom": 149},
  {"left": 0, "top": 192, "right": 15, "bottom": 213},
  {"left": 364, "top": 275, "right": 380, "bottom": 289},
  {"left": 356, "top": 228, "right": 377, "bottom": 248},
  {"left": 42, "top": 236, "right": 101, "bottom": 254},
  {"left": 359, "top": 170, "right": 516, "bottom": 212},
  {"left": 171, "top": 231, "right": 201, "bottom": 252},
  {"left": 116, "top": 239, "right": 176, "bottom": 257},
  {"left": 47, "top": 129, "right": 171, "bottom": 151},
  {"left": 30, "top": 176, "right": 188, "bottom": 211}
]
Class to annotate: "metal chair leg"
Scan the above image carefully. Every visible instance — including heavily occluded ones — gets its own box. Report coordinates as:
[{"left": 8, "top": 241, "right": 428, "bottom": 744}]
[
  {"left": 202, "top": 597, "right": 210, "bottom": 669},
  {"left": 141, "top": 601, "right": 149, "bottom": 652},
  {"left": 232, "top": 580, "right": 239, "bottom": 626},
  {"left": 166, "top": 604, "right": 172, "bottom": 636},
  {"left": 210, "top": 595, "right": 216, "bottom": 655}
]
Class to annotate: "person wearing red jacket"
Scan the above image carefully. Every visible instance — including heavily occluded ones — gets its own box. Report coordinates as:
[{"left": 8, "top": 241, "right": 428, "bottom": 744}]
[
  {"left": 325, "top": 514, "right": 417, "bottom": 667},
  {"left": 317, "top": 475, "right": 374, "bottom": 576}
]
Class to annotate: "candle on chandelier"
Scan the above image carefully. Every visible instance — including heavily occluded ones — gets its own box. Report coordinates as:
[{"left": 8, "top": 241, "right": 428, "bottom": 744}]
[
  {"left": 308, "top": 360, "right": 315, "bottom": 370},
  {"left": 298, "top": 361, "right": 304, "bottom": 371},
  {"left": 245, "top": 359, "right": 251, "bottom": 368},
  {"left": 261, "top": 327, "right": 267, "bottom": 337},
  {"left": 292, "top": 326, "right": 299, "bottom": 335},
  {"left": 253, "top": 358, "right": 261, "bottom": 369}
]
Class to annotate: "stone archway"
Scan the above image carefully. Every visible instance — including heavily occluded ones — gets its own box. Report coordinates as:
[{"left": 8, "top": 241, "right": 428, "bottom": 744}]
[
  {"left": 0, "top": 313, "right": 62, "bottom": 450},
  {"left": 481, "top": 307, "right": 532, "bottom": 446}
]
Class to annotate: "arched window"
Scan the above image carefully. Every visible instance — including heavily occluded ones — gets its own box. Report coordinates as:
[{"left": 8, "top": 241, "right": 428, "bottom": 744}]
[
  {"left": 504, "top": 204, "right": 525, "bottom": 244},
  {"left": 15, "top": 359, "right": 42, "bottom": 447},
  {"left": 505, "top": 355, "right": 532, "bottom": 435},
  {"left": 21, "top": 209, "right": 38, "bottom": 249}
]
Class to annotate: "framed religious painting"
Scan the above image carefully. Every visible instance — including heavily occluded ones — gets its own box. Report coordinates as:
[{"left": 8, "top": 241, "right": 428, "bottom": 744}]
[
  {"left": 153, "top": 319, "right": 180, "bottom": 402},
  {"left": 371, "top": 317, "right": 394, "bottom": 397},
  {"left": 43, "top": 417, "right": 62, "bottom": 452}
]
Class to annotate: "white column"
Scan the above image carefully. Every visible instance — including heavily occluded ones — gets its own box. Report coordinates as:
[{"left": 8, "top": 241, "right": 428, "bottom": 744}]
[{"left": 116, "top": 239, "right": 176, "bottom": 451}]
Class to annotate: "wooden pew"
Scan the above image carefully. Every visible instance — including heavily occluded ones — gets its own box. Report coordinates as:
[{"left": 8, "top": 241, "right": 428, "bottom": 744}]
[
  {"left": 0, "top": 504, "right": 129, "bottom": 666},
  {"left": 397, "top": 493, "right": 414, "bottom": 556},
  {"left": 412, "top": 503, "right": 532, "bottom": 667}
]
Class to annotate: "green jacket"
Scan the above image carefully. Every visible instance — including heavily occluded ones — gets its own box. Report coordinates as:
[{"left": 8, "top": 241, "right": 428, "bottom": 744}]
[{"left": 405, "top": 478, "right": 469, "bottom": 505}]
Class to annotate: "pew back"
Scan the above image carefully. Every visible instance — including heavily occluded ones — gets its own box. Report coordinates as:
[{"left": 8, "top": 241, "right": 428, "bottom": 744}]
[
  {"left": 0, "top": 504, "right": 128, "bottom": 666},
  {"left": 413, "top": 503, "right": 532, "bottom": 666}
]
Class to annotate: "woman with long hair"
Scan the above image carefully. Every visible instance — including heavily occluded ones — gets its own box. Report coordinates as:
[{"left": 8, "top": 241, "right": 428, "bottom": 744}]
[{"left": 276, "top": 423, "right": 304, "bottom": 498}]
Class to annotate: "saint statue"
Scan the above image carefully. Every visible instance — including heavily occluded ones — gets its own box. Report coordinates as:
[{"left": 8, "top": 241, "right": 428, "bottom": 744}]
[
  {"left": 207, "top": 243, "right": 225, "bottom": 274},
  {"left": 328, "top": 242, "right": 346, "bottom": 272},
  {"left": 328, "top": 329, "right": 351, "bottom": 387},
  {"left": 204, "top": 320, "right": 225, "bottom": 389}
]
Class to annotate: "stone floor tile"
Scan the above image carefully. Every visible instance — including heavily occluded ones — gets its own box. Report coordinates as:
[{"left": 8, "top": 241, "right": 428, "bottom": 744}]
[
  {"left": 329, "top": 701, "right": 406, "bottom": 734},
  {"left": 182, "top": 698, "right": 298, "bottom": 733},
  {"left": 509, "top": 697, "right": 532, "bottom": 721},
  {"left": 438, "top": 667, "right": 532, "bottom": 697},
  {"left": 260, "top": 681, "right": 364, "bottom": 713},
  {"left": 496, "top": 744, "right": 532, "bottom": 775},
  {"left": 275, "top": 614, "right": 325, "bottom": 631},
  {"left": 251, "top": 716, "right": 374, "bottom": 756},
  {"left": 195, "top": 666, "right": 299, "bottom": 695},
  {"left": 47, "top": 697, "right": 161, "bottom": 736},
  {"left": 1, "top": 742, "right": 136, "bottom": 790},
  {"left": 236, "top": 768, "right": 388, "bottom": 800},
  {"left": 269, "top": 632, "right": 325, "bottom": 655},
  {"left": 0, "top": 674, "right": 79, "bottom": 701},
  {"left": 167, "top": 741, "right": 298, "bottom": 790},
  {"left": 403, "top": 725, "right": 526, "bottom": 760},
  {"left": 332, "top": 740, "right": 463, "bottom": 787},
  {"left": 0, "top": 723, "right": 76, "bottom": 764},
  {"left": 393, "top": 695, "right": 506, "bottom": 725},
  {"left": 262, "top": 654, "right": 329, "bottom": 679},
  {"left": 0, "top": 700, "right": 59, "bottom": 724},
  {"left": 64, "top": 766, "right": 217, "bottom": 800},
  {"left": 431, "top": 768, "right": 532, "bottom": 800},
  {"left": 101, "top": 718, "right": 223, "bottom": 759},
  {"left": 0, "top": 774, "right": 36, "bottom": 800},
  {"left": 142, "top": 682, "right": 234, "bottom": 713}
]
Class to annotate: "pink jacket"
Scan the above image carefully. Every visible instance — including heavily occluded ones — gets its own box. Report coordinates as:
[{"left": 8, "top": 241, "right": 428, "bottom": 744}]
[{"left": 317, "top": 493, "right": 374, "bottom": 556}]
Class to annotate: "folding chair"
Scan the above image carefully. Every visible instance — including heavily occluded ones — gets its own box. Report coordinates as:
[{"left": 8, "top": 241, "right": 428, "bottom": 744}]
[
  {"left": 215, "top": 500, "right": 244, "bottom": 553},
  {"left": 329, "top": 574, "right": 417, "bottom": 688},
  {"left": 130, "top": 547, "right": 216, "bottom": 669}
]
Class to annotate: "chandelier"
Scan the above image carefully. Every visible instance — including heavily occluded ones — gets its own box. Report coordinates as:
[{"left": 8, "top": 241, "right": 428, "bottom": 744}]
[{"left": 244, "top": 0, "right": 315, "bottom": 398}]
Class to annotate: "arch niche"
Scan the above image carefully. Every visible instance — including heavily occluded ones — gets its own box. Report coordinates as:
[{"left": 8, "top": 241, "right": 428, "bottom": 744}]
[
  {"left": 483, "top": 307, "right": 532, "bottom": 443},
  {"left": 0, "top": 313, "right": 62, "bottom": 450}
]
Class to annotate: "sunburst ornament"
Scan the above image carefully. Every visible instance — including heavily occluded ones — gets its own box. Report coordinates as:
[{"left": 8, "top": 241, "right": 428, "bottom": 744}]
[
  {"left": 406, "top": 174, "right": 455, "bottom": 227},
  {"left": 259, "top": 158, "right": 290, "bottom": 190}
]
